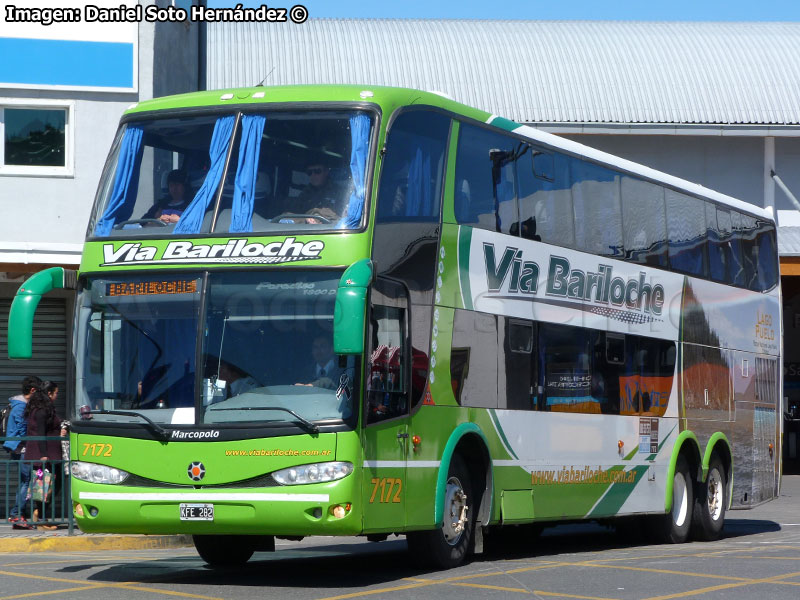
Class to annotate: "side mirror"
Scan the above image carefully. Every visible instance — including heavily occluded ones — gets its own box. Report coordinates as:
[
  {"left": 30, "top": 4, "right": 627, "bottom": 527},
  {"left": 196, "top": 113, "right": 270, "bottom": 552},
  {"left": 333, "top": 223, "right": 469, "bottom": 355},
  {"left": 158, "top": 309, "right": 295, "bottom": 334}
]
[
  {"left": 8, "top": 267, "right": 76, "bottom": 360},
  {"left": 334, "top": 259, "right": 374, "bottom": 355}
]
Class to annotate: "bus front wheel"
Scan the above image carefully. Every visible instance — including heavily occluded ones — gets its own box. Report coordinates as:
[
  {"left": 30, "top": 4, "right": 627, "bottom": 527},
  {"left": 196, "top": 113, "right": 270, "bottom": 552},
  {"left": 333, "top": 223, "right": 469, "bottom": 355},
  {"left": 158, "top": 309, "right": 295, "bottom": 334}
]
[
  {"left": 654, "top": 456, "right": 693, "bottom": 544},
  {"left": 692, "top": 455, "right": 727, "bottom": 541},
  {"left": 407, "top": 455, "right": 474, "bottom": 569},
  {"left": 193, "top": 535, "right": 255, "bottom": 566}
]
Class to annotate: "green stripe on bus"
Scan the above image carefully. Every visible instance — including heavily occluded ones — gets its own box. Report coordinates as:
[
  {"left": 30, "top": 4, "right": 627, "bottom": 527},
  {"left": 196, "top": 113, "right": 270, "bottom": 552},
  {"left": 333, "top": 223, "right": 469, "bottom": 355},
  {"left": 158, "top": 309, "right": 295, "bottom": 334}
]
[
  {"left": 488, "top": 116, "right": 521, "bottom": 133},
  {"left": 457, "top": 226, "right": 473, "bottom": 310},
  {"left": 646, "top": 425, "right": 677, "bottom": 461},
  {"left": 489, "top": 409, "right": 519, "bottom": 460},
  {"left": 588, "top": 466, "right": 650, "bottom": 517}
]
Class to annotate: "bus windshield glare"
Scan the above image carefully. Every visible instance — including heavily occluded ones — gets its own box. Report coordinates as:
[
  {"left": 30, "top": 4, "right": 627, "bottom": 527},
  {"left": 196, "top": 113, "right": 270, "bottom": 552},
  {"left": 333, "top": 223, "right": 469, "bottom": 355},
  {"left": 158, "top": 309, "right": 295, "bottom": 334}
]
[
  {"left": 89, "top": 109, "right": 374, "bottom": 237},
  {"left": 73, "top": 271, "right": 355, "bottom": 427}
]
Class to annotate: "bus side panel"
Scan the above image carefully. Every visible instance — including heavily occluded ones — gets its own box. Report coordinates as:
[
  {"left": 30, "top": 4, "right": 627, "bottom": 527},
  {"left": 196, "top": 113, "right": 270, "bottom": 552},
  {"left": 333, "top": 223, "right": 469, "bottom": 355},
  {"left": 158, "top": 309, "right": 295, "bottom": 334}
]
[
  {"left": 489, "top": 410, "right": 675, "bottom": 521},
  {"left": 681, "top": 278, "right": 780, "bottom": 509}
]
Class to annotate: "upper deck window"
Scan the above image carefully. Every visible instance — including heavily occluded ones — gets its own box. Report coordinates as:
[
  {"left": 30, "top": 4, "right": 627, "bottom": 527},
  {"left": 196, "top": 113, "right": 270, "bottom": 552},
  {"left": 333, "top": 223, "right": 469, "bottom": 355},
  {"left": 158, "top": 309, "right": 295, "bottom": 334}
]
[{"left": 89, "top": 109, "right": 374, "bottom": 238}]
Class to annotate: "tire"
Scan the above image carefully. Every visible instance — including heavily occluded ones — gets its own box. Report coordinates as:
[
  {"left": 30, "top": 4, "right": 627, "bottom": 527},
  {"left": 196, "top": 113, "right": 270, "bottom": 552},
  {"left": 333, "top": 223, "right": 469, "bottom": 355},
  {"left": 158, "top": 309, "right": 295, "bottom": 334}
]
[
  {"left": 692, "top": 455, "right": 727, "bottom": 541},
  {"left": 193, "top": 535, "right": 255, "bottom": 566},
  {"left": 654, "top": 456, "right": 693, "bottom": 544},
  {"left": 407, "top": 454, "right": 474, "bottom": 569}
]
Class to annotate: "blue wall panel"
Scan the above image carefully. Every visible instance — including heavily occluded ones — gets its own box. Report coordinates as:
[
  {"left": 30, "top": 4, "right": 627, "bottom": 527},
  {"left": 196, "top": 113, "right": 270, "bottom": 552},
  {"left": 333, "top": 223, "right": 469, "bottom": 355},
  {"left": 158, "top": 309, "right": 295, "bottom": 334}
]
[{"left": 0, "top": 37, "right": 134, "bottom": 89}]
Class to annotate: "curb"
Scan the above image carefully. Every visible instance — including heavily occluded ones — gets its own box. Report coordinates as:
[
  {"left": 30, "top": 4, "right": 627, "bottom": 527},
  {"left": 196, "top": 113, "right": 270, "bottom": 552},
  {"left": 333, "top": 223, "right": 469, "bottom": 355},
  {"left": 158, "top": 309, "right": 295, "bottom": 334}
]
[{"left": 0, "top": 534, "right": 193, "bottom": 553}]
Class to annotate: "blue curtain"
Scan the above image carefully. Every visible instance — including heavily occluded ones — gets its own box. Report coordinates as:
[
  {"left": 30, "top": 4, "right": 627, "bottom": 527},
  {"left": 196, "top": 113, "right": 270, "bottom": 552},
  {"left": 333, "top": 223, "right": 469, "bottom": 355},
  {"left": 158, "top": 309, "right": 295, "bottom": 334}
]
[
  {"left": 174, "top": 116, "right": 236, "bottom": 235},
  {"left": 229, "top": 114, "right": 266, "bottom": 233},
  {"left": 93, "top": 126, "right": 144, "bottom": 236},
  {"left": 341, "top": 114, "right": 371, "bottom": 229}
]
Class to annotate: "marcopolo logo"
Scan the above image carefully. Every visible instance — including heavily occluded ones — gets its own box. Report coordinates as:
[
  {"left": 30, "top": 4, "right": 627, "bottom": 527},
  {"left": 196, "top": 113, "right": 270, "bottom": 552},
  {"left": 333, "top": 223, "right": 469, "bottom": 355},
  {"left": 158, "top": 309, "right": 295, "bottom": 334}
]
[
  {"left": 483, "top": 243, "right": 665, "bottom": 318},
  {"left": 101, "top": 238, "right": 325, "bottom": 266},
  {"left": 171, "top": 430, "right": 220, "bottom": 440}
]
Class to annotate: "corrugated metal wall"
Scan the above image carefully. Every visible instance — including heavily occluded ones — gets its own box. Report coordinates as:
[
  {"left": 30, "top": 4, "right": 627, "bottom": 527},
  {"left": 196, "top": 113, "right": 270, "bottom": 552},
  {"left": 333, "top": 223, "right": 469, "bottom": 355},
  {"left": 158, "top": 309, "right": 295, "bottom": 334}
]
[
  {"left": 206, "top": 20, "right": 800, "bottom": 125},
  {"left": 0, "top": 298, "right": 68, "bottom": 517},
  {"left": 0, "top": 298, "right": 68, "bottom": 415}
]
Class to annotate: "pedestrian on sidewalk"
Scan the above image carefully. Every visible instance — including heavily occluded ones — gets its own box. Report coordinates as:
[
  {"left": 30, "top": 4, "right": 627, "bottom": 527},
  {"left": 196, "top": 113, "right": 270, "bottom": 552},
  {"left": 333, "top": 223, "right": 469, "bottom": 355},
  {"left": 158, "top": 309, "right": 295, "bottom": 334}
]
[
  {"left": 24, "top": 387, "right": 62, "bottom": 529},
  {"left": 3, "top": 376, "right": 42, "bottom": 529}
]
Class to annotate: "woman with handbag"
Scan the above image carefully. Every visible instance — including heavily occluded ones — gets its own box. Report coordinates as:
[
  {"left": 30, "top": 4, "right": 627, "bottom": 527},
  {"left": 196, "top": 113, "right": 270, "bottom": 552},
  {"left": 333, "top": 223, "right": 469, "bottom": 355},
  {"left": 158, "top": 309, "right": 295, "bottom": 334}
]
[{"left": 24, "top": 388, "right": 62, "bottom": 529}]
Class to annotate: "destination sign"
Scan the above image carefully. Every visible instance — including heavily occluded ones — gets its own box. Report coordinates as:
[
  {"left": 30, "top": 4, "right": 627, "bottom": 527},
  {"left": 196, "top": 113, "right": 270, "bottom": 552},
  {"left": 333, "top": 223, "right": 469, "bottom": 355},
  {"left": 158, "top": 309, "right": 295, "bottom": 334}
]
[{"left": 107, "top": 279, "right": 198, "bottom": 297}]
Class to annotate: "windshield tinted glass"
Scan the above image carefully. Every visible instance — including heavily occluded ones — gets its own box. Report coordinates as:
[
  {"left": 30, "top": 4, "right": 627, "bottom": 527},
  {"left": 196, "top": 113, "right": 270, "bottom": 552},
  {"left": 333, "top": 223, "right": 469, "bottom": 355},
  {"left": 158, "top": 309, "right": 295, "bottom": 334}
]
[
  {"left": 73, "top": 271, "right": 356, "bottom": 427},
  {"left": 90, "top": 115, "right": 226, "bottom": 237},
  {"left": 74, "top": 274, "right": 202, "bottom": 424},
  {"left": 89, "top": 109, "right": 373, "bottom": 238},
  {"left": 201, "top": 271, "right": 355, "bottom": 425}
]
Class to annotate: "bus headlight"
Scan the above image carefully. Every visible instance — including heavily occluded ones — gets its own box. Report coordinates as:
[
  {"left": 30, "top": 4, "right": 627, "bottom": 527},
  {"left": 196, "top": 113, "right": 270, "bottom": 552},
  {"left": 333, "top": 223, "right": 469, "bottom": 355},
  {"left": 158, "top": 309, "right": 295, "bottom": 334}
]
[
  {"left": 71, "top": 461, "right": 130, "bottom": 485},
  {"left": 272, "top": 462, "right": 353, "bottom": 485}
]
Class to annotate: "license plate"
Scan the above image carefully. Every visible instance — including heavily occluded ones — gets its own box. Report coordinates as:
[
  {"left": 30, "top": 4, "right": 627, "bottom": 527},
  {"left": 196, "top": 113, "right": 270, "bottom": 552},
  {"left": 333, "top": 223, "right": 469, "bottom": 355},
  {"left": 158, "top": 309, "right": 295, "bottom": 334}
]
[{"left": 179, "top": 503, "right": 214, "bottom": 521}]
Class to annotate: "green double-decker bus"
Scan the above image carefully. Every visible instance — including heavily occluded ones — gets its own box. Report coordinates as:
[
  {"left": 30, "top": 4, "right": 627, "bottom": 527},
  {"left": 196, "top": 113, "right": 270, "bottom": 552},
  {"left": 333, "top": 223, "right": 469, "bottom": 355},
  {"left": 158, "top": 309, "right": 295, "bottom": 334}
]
[{"left": 9, "top": 85, "right": 781, "bottom": 568}]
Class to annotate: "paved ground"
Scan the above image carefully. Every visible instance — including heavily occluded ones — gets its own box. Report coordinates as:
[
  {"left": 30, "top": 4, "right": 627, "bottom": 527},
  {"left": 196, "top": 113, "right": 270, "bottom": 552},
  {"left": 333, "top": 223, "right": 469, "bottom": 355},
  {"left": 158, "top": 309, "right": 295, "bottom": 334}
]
[{"left": 0, "top": 477, "right": 798, "bottom": 600}]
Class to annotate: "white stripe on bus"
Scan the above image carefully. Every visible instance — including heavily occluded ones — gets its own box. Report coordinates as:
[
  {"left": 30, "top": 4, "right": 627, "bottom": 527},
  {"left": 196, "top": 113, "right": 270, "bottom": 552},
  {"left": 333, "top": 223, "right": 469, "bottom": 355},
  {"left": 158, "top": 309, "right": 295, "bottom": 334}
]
[
  {"left": 362, "top": 461, "right": 441, "bottom": 468},
  {"left": 79, "top": 492, "right": 329, "bottom": 502},
  {"left": 493, "top": 460, "right": 526, "bottom": 467}
]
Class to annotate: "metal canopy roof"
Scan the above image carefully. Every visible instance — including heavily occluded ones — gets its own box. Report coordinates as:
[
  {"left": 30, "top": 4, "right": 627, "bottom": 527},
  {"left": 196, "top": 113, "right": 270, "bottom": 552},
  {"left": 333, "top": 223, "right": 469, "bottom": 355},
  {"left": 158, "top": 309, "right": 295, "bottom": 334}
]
[{"left": 207, "top": 20, "right": 800, "bottom": 126}]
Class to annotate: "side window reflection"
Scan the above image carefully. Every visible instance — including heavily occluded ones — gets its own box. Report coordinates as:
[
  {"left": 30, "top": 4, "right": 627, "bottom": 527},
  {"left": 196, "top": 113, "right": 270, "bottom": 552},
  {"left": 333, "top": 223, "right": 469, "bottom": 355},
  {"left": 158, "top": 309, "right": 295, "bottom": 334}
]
[{"left": 367, "top": 305, "right": 407, "bottom": 423}]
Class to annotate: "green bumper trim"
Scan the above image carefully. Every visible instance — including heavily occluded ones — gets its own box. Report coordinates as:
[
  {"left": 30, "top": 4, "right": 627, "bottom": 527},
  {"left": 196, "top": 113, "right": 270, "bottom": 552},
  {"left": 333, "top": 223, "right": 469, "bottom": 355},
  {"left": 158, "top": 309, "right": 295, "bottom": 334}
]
[
  {"left": 434, "top": 422, "right": 491, "bottom": 526},
  {"left": 702, "top": 432, "right": 733, "bottom": 510},
  {"left": 664, "top": 430, "right": 699, "bottom": 512},
  {"left": 701, "top": 432, "right": 731, "bottom": 479},
  {"left": 8, "top": 267, "right": 71, "bottom": 360},
  {"left": 457, "top": 226, "right": 473, "bottom": 310}
]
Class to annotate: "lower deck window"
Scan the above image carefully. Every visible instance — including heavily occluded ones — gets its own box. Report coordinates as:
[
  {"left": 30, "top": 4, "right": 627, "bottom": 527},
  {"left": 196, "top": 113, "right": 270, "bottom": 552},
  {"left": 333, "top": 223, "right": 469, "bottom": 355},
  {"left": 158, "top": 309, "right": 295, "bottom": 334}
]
[{"left": 449, "top": 309, "right": 675, "bottom": 416}]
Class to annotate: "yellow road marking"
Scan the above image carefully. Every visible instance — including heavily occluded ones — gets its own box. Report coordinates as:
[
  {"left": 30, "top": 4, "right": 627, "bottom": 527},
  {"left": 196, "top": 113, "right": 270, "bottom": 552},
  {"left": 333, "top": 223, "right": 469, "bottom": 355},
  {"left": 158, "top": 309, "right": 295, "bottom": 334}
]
[
  {"left": 315, "top": 582, "right": 440, "bottom": 599},
  {"left": 315, "top": 563, "right": 586, "bottom": 600},
  {"left": 450, "top": 582, "right": 532, "bottom": 593},
  {"left": 450, "top": 582, "right": 619, "bottom": 599},
  {"left": 0, "top": 570, "right": 106, "bottom": 586},
  {"left": 2, "top": 556, "right": 163, "bottom": 567},
  {"left": 111, "top": 584, "right": 225, "bottom": 599},
  {"left": 577, "top": 563, "right": 752, "bottom": 581},
  {"left": 725, "top": 555, "right": 800, "bottom": 562},
  {"left": 641, "top": 570, "right": 800, "bottom": 600},
  {"left": 0, "top": 568, "right": 225, "bottom": 600},
  {"left": 0, "top": 587, "right": 100, "bottom": 600}
]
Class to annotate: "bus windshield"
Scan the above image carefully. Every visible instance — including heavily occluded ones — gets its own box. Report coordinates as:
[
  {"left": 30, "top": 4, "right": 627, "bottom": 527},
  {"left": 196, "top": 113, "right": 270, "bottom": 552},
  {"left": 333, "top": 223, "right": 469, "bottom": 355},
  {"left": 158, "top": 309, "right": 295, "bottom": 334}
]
[
  {"left": 73, "top": 271, "right": 356, "bottom": 427},
  {"left": 89, "top": 109, "right": 374, "bottom": 237}
]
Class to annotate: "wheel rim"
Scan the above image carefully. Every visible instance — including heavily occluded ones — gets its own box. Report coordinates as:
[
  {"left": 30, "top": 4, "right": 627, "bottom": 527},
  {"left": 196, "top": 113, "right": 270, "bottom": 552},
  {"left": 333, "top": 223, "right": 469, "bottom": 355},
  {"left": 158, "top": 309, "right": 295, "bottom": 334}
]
[
  {"left": 673, "top": 472, "right": 689, "bottom": 527},
  {"left": 442, "top": 475, "right": 468, "bottom": 545},
  {"left": 706, "top": 468, "right": 723, "bottom": 521}
]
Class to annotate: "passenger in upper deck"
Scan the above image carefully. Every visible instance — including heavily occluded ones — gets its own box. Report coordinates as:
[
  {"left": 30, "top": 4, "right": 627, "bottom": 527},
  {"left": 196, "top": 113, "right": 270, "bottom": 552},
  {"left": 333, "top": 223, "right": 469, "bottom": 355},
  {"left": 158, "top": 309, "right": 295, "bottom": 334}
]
[
  {"left": 280, "top": 155, "right": 349, "bottom": 225},
  {"left": 142, "top": 169, "right": 191, "bottom": 225}
]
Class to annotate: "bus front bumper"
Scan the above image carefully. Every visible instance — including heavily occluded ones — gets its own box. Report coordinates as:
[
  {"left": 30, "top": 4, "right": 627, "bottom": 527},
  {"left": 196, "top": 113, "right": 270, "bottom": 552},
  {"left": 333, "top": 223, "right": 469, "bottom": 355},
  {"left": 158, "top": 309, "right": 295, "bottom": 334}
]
[{"left": 72, "top": 479, "right": 362, "bottom": 536}]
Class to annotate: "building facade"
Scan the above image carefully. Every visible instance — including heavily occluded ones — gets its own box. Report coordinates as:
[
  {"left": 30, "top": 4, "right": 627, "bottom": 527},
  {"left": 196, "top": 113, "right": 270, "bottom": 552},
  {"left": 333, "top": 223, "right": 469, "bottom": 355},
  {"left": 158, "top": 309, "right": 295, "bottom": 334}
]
[{"left": 0, "top": 0, "right": 201, "bottom": 411}]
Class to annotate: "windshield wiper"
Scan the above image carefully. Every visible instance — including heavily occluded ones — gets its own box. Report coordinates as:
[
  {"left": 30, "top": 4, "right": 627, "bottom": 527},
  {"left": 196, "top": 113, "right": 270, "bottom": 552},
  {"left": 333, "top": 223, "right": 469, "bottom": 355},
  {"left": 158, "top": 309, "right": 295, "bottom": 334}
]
[
  {"left": 87, "top": 410, "right": 170, "bottom": 441},
  {"left": 208, "top": 406, "right": 319, "bottom": 433}
]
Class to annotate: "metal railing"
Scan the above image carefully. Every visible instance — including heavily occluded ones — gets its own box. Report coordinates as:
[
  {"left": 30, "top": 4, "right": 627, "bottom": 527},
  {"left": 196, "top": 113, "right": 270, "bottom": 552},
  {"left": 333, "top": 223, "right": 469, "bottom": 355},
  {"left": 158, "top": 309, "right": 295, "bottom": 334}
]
[{"left": 1, "top": 436, "right": 74, "bottom": 533}]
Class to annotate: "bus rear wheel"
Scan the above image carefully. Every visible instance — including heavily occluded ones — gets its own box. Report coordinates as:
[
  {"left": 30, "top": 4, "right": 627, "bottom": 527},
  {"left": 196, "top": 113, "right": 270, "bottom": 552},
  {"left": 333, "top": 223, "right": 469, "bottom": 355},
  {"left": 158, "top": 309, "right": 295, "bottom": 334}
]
[
  {"left": 692, "top": 455, "right": 727, "bottom": 541},
  {"left": 407, "top": 455, "right": 474, "bottom": 569},
  {"left": 193, "top": 535, "right": 255, "bottom": 566},
  {"left": 654, "top": 456, "right": 693, "bottom": 544}
]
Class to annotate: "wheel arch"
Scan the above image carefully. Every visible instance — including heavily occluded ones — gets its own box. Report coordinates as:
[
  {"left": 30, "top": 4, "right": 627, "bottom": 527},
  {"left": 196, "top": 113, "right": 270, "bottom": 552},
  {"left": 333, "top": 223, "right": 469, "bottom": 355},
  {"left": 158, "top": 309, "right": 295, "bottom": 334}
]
[
  {"left": 702, "top": 432, "right": 733, "bottom": 508},
  {"left": 665, "top": 430, "right": 701, "bottom": 512},
  {"left": 435, "top": 423, "right": 493, "bottom": 528}
]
